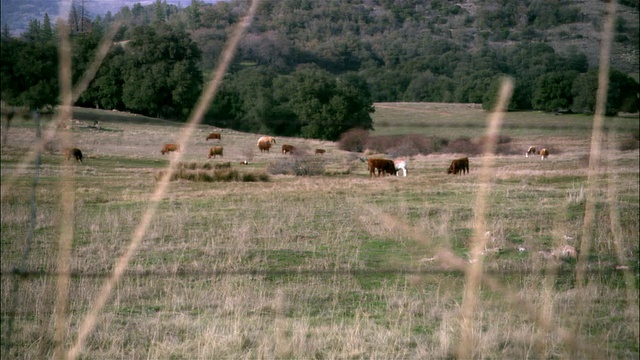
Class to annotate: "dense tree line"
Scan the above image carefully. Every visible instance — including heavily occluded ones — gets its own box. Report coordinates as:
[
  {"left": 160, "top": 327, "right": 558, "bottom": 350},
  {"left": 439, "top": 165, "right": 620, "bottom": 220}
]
[{"left": 1, "top": 0, "right": 638, "bottom": 140}]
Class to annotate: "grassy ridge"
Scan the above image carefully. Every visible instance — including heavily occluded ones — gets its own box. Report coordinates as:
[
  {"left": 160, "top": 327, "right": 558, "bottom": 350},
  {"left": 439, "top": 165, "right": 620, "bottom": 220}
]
[
  {"left": 1, "top": 104, "right": 638, "bottom": 358},
  {"left": 373, "top": 102, "right": 639, "bottom": 139}
]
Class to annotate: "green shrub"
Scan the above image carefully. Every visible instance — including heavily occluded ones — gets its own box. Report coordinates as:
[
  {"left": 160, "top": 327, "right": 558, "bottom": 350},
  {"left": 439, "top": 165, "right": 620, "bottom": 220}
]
[
  {"left": 215, "top": 162, "right": 232, "bottom": 169},
  {"left": 267, "top": 156, "right": 325, "bottom": 176},
  {"left": 178, "top": 162, "right": 212, "bottom": 170},
  {"left": 442, "top": 137, "right": 481, "bottom": 154},
  {"left": 213, "top": 169, "right": 240, "bottom": 181},
  {"left": 476, "top": 134, "right": 511, "bottom": 145},
  {"left": 200, "top": 172, "right": 215, "bottom": 182},
  {"left": 618, "top": 137, "right": 640, "bottom": 151},
  {"left": 476, "top": 135, "right": 516, "bottom": 155},
  {"left": 365, "top": 134, "right": 447, "bottom": 156},
  {"left": 338, "top": 128, "right": 370, "bottom": 152},
  {"left": 388, "top": 134, "right": 448, "bottom": 157},
  {"left": 155, "top": 168, "right": 269, "bottom": 182},
  {"left": 242, "top": 172, "right": 270, "bottom": 182}
]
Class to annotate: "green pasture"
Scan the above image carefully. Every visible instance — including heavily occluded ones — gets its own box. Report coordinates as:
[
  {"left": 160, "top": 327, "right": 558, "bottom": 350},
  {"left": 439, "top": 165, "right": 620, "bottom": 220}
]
[
  {"left": 373, "top": 102, "right": 639, "bottom": 139},
  {"left": 1, "top": 104, "right": 638, "bottom": 358}
]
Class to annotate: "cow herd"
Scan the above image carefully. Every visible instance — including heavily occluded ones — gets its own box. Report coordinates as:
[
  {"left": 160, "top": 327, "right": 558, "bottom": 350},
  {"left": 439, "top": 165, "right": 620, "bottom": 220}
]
[
  {"left": 64, "top": 127, "right": 550, "bottom": 177},
  {"left": 366, "top": 145, "right": 550, "bottom": 178},
  {"left": 526, "top": 146, "right": 549, "bottom": 160},
  {"left": 160, "top": 132, "right": 326, "bottom": 159},
  {"left": 364, "top": 155, "right": 469, "bottom": 177},
  {"left": 157, "top": 134, "right": 326, "bottom": 165},
  {"left": 443, "top": 146, "right": 549, "bottom": 175},
  {"left": 363, "top": 158, "right": 408, "bottom": 177}
]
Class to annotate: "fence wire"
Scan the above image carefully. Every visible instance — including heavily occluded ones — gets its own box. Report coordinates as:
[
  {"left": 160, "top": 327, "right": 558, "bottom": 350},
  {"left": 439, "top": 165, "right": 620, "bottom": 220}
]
[{"left": 1, "top": 265, "right": 634, "bottom": 279}]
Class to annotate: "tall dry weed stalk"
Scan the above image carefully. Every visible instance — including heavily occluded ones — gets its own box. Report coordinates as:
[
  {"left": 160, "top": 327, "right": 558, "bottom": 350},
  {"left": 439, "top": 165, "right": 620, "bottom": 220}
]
[
  {"left": 457, "top": 77, "right": 512, "bottom": 359},
  {"left": 576, "top": 0, "right": 616, "bottom": 288},
  {"left": 65, "top": 2, "right": 260, "bottom": 358},
  {"left": 52, "top": 15, "right": 76, "bottom": 360},
  {"left": 573, "top": 1, "right": 632, "bottom": 356}
]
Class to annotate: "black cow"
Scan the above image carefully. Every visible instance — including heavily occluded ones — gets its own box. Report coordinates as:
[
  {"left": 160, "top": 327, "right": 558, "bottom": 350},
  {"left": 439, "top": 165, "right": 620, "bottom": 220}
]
[{"left": 447, "top": 157, "right": 469, "bottom": 175}]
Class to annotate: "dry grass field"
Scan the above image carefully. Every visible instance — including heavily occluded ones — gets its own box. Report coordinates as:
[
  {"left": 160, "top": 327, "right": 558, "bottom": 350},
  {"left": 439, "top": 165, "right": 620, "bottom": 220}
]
[
  {"left": 1, "top": 102, "right": 638, "bottom": 359},
  {"left": 1, "top": 3, "right": 638, "bottom": 356}
]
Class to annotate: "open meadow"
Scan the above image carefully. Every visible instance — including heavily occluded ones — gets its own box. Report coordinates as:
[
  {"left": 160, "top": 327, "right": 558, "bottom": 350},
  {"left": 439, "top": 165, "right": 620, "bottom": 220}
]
[{"left": 1, "top": 104, "right": 639, "bottom": 358}]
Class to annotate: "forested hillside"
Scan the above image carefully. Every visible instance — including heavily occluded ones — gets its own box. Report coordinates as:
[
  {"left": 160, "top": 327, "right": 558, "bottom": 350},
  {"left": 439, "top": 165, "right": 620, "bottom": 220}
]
[{"left": 1, "top": 0, "right": 638, "bottom": 140}]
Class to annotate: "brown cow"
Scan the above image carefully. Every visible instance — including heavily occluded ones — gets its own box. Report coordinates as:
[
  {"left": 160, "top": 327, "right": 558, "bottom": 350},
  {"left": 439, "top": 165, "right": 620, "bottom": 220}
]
[
  {"left": 258, "top": 136, "right": 276, "bottom": 145},
  {"left": 257, "top": 140, "right": 272, "bottom": 153},
  {"left": 526, "top": 146, "right": 537, "bottom": 158},
  {"left": 282, "top": 144, "right": 295, "bottom": 154},
  {"left": 367, "top": 158, "right": 397, "bottom": 177},
  {"left": 161, "top": 143, "right": 180, "bottom": 155},
  {"left": 447, "top": 157, "right": 469, "bottom": 175},
  {"left": 257, "top": 136, "right": 276, "bottom": 153},
  {"left": 208, "top": 146, "right": 224, "bottom": 159},
  {"left": 315, "top": 149, "right": 326, "bottom": 155},
  {"left": 65, "top": 147, "right": 83, "bottom": 162},
  {"left": 206, "top": 132, "right": 221, "bottom": 141},
  {"left": 539, "top": 148, "right": 549, "bottom": 160}
]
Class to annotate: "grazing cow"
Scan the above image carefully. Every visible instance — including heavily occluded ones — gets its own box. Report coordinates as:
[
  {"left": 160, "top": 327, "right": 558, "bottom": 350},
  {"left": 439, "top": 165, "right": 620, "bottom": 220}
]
[
  {"left": 239, "top": 160, "right": 250, "bottom": 165},
  {"left": 206, "top": 132, "right": 221, "bottom": 141},
  {"left": 257, "top": 136, "right": 276, "bottom": 153},
  {"left": 447, "top": 157, "right": 469, "bottom": 175},
  {"left": 315, "top": 149, "right": 326, "bottom": 155},
  {"left": 65, "top": 147, "right": 83, "bottom": 162},
  {"left": 208, "top": 146, "right": 224, "bottom": 159},
  {"left": 367, "top": 158, "right": 397, "bottom": 177},
  {"left": 258, "top": 136, "right": 276, "bottom": 145},
  {"left": 394, "top": 159, "right": 407, "bottom": 177},
  {"left": 282, "top": 144, "right": 295, "bottom": 154},
  {"left": 526, "top": 146, "right": 537, "bottom": 158},
  {"left": 161, "top": 143, "right": 180, "bottom": 155},
  {"left": 257, "top": 140, "right": 272, "bottom": 153},
  {"left": 539, "top": 148, "right": 549, "bottom": 160}
]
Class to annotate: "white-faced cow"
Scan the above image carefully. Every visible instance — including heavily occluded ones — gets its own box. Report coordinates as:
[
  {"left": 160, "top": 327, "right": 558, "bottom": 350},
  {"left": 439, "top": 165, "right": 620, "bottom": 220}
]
[
  {"left": 526, "top": 146, "right": 537, "bottom": 158},
  {"left": 539, "top": 148, "right": 549, "bottom": 160},
  {"left": 394, "top": 158, "right": 408, "bottom": 177}
]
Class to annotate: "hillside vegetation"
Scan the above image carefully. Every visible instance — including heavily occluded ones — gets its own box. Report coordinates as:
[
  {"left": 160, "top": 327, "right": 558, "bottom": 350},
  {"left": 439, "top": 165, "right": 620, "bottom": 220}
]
[{"left": 1, "top": 104, "right": 639, "bottom": 358}]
